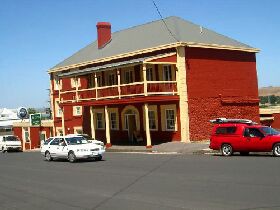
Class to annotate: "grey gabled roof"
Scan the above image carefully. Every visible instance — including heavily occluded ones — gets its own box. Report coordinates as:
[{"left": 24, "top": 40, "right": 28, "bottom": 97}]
[{"left": 53, "top": 16, "right": 255, "bottom": 69}]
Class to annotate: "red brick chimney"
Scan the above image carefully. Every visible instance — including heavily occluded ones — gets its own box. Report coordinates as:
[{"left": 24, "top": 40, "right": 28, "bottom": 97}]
[{"left": 96, "top": 22, "right": 111, "bottom": 49}]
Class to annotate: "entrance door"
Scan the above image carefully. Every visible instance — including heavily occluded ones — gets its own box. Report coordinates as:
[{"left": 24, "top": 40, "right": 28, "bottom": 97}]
[{"left": 126, "top": 114, "right": 136, "bottom": 143}]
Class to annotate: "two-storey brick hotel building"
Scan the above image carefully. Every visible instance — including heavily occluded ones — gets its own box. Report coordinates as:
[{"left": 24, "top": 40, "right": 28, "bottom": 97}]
[{"left": 14, "top": 16, "right": 260, "bottom": 149}]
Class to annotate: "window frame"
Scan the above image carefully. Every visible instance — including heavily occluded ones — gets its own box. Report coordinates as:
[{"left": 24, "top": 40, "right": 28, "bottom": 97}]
[
  {"left": 124, "top": 69, "right": 134, "bottom": 84},
  {"left": 163, "top": 65, "right": 172, "bottom": 81},
  {"left": 96, "top": 112, "right": 104, "bottom": 129},
  {"left": 146, "top": 67, "right": 153, "bottom": 81},
  {"left": 165, "top": 109, "right": 175, "bottom": 131},
  {"left": 148, "top": 110, "right": 157, "bottom": 130},
  {"left": 71, "top": 78, "right": 81, "bottom": 88},
  {"left": 110, "top": 112, "right": 118, "bottom": 130},
  {"left": 73, "top": 106, "right": 82, "bottom": 116},
  {"left": 108, "top": 72, "right": 117, "bottom": 86},
  {"left": 55, "top": 99, "right": 62, "bottom": 118}
]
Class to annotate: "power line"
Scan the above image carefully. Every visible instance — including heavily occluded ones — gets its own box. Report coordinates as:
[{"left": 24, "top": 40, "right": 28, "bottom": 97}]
[{"left": 151, "top": 0, "right": 179, "bottom": 42}]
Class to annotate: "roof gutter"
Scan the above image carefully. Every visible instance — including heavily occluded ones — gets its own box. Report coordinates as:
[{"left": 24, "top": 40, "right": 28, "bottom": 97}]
[{"left": 48, "top": 42, "right": 259, "bottom": 74}]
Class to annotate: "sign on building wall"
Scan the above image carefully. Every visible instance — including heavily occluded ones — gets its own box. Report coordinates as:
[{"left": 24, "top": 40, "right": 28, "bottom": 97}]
[{"left": 30, "top": 114, "right": 41, "bottom": 126}]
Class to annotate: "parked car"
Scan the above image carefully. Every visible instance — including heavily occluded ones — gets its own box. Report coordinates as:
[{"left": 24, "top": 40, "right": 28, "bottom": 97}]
[
  {"left": 41, "top": 136, "right": 105, "bottom": 162},
  {"left": 209, "top": 118, "right": 280, "bottom": 156},
  {"left": 0, "top": 135, "right": 22, "bottom": 152},
  {"left": 66, "top": 134, "right": 105, "bottom": 148}
]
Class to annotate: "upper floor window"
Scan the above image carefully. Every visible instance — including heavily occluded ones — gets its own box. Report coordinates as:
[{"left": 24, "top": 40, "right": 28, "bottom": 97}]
[
  {"left": 54, "top": 77, "right": 60, "bottom": 90},
  {"left": 146, "top": 67, "right": 153, "bottom": 81},
  {"left": 96, "top": 75, "right": 102, "bottom": 87},
  {"left": 71, "top": 78, "right": 81, "bottom": 88},
  {"left": 73, "top": 106, "right": 82, "bottom": 116},
  {"left": 108, "top": 73, "right": 116, "bottom": 86},
  {"left": 124, "top": 70, "right": 134, "bottom": 84},
  {"left": 88, "top": 75, "right": 94, "bottom": 88},
  {"left": 163, "top": 65, "right": 172, "bottom": 81}
]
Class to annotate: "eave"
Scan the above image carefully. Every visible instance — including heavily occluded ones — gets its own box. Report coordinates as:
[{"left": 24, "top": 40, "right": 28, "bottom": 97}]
[{"left": 48, "top": 42, "right": 259, "bottom": 74}]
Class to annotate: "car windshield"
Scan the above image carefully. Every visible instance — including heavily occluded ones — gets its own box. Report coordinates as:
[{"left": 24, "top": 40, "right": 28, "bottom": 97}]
[
  {"left": 44, "top": 138, "right": 53, "bottom": 145},
  {"left": 66, "top": 137, "right": 89, "bottom": 145},
  {"left": 260, "top": 127, "right": 280, "bottom": 135},
  {"left": 5, "top": 136, "right": 20, "bottom": 141}
]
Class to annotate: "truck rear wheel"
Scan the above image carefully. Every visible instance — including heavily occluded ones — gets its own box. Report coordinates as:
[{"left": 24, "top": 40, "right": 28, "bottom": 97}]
[{"left": 221, "top": 144, "right": 233, "bottom": 156}]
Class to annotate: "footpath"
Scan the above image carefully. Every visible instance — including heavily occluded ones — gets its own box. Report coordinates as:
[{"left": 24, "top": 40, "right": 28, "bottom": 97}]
[{"left": 106, "top": 141, "right": 216, "bottom": 155}]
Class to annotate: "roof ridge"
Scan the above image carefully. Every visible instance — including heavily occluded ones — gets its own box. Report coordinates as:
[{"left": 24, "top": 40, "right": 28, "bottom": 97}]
[{"left": 112, "top": 16, "right": 179, "bottom": 36}]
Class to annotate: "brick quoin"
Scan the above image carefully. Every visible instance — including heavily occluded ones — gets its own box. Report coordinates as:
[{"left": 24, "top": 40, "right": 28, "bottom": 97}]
[{"left": 186, "top": 47, "right": 259, "bottom": 141}]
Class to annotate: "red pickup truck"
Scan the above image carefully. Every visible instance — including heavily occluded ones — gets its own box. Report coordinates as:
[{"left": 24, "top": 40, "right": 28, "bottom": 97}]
[{"left": 209, "top": 118, "right": 280, "bottom": 156}]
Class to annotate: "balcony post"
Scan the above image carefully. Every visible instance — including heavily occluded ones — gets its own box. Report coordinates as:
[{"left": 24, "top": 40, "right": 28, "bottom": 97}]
[
  {"left": 90, "top": 106, "right": 96, "bottom": 139},
  {"left": 105, "top": 105, "right": 111, "bottom": 147},
  {"left": 176, "top": 46, "right": 190, "bottom": 143},
  {"left": 58, "top": 79, "right": 62, "bottom": 102},
  {"left": 144, "top": 103, "right": 152, "bottom": 148},
  {"left": 143, "top": 63, "right": 148, "bottom": 96},
  {"left": 75, "top": 76, "right": 79, "bottom": 102},
  {"left": 94, "top": 73, "right": 98, "bottom": 100},
  {"left": 117, "top": 69, "right": 121, "bottom": 99},
  {"left": 61, "top": 106, "right": 66, "bottom": 136}
]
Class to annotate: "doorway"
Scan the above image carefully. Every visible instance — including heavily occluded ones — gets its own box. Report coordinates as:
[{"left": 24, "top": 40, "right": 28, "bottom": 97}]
[{"left": 125, "top": 114, "right": 137, "bottom": 143}]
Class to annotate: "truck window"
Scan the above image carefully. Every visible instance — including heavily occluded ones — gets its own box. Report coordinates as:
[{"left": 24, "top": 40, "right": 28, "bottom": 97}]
[
  {"left": 244, "top": 128, "right": 264, "bottom": 138},
  {"left": 216, "top": 127, "right": 237, "bottom": 135}
]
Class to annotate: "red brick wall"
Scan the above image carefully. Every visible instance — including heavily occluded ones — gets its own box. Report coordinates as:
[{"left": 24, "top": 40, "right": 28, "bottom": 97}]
[
  {"left": 186, "top": 47, "right": 259, "bottom": 140},
  {"left": 272, "top": 113, "right": 280, "bottom": 129},
  {"left": 13, "top": 126, "right": 52, "bottom": 150}
]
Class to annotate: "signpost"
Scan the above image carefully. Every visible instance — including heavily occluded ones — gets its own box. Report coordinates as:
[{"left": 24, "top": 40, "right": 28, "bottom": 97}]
[{"left": 30, "top": 113, "right": 41, "bottom": 126}]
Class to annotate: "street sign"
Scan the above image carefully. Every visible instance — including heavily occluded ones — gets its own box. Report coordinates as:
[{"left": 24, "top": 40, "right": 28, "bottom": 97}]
[{"left": 30, "top": 113, "right": 41, "bottom": 126}]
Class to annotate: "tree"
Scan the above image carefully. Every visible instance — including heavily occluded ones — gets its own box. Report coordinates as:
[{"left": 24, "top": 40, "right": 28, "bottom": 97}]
[
  {"left": 269, "top": 95, "right": 277, "bottom": 105},
  {"left": 27, "top": 108, "right": 37, "bottom": 115},
  {"left": 259, "top": 96, "right": 268, "bottom": 104}
]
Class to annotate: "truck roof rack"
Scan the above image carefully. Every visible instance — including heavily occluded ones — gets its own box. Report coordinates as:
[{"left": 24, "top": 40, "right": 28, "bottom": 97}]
[{"left": 210, "top": 118, "right": 256, "bottom": 124}]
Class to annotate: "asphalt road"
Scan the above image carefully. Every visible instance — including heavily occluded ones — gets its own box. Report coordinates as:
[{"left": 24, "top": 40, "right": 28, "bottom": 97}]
[{"left": 0, "top": 152, "right": 280, "bottom": 210}]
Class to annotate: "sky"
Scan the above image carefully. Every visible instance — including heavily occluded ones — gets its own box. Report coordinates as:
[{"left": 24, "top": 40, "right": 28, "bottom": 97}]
[{"left": 0, "top": 0, "right": 279, "bottom": 108}]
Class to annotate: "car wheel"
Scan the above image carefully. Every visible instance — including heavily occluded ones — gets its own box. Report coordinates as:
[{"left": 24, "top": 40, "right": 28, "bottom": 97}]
[
  {"left": 45, "top": 151, "right": 53, "bottom": 161},
  {"left": 240, "top": 152, "right": 249, "bottom": 156},
  {"left": 221, "top": 144, "right": 233, "bottom": 156},
  {"left": 273, "top": 143, "right": 280, "bottom": 157},
  {"left": 68, "top": 151, "right": 76, "bottom": 163},
  {"left": 2, "top": 147, "right": 6, "bottom": 153}
]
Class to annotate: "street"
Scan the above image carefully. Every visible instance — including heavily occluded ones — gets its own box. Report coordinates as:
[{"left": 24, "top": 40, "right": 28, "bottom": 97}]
[{"left": 0, "top": 152, "right": 279, "bottom": 210}]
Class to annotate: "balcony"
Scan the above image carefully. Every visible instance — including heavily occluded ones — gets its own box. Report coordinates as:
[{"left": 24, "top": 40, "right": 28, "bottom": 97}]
[{"left": 59, "top": 81, "right": 177, "bottom": 103}]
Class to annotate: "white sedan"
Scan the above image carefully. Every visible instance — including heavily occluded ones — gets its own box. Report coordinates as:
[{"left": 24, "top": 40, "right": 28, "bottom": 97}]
[{"left": 41, "top": 136, "right": 105, "bottom": 163}]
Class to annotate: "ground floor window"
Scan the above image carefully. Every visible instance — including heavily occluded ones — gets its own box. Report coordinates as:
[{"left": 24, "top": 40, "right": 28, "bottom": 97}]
[
  {"left": 74, "top": 127, "right": 83, "bottom": 134},
  {"left": 23, "top": 128, "right": 30, "bottom": 142},
  {"left": 166, "top": 109, "right": 175, "bottom": 130},
  {"left": 96, "top": 112, "right": 104, "bottom": 129},
  {"left": 148, "top": 110, "right": 156, "bottom": 130},
  {"left": 110, "top": 112, "right": 117, "bottom": 130},
  {"left": 56, "top": 128, "right": 63, "bottom": 136}
]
